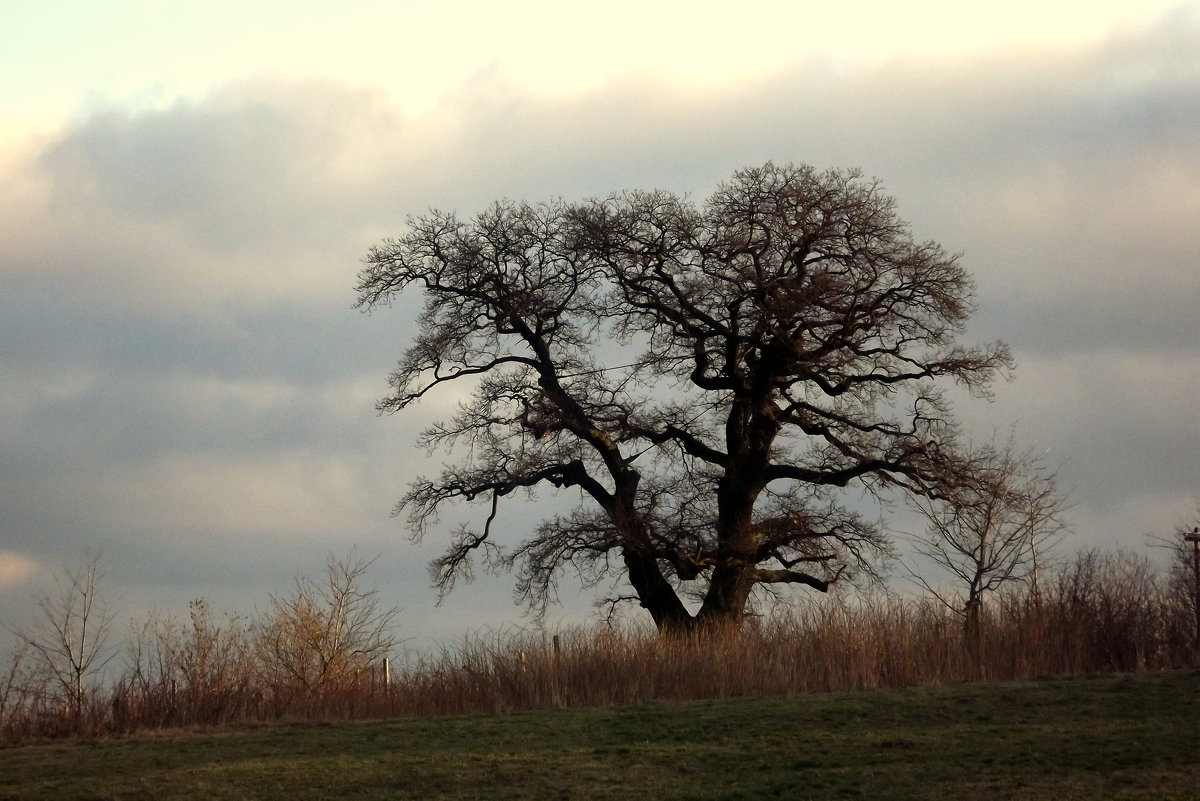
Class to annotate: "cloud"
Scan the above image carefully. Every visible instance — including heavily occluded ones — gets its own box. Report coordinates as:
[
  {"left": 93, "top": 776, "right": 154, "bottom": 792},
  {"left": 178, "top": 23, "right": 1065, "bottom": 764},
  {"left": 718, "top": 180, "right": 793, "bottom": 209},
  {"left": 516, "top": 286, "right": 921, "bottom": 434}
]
[
  {"left": 976, "top": 349, "right": 1200, "bottom": 497},
  {"left": 0, "top": 8, "right": 1197, "bottom": 642},
  {"left": 0, "top": 552, "right": 37, "bottom": 589},
  {"left": 40, "top": 81, "right": 403, "bottom": 230},
  {"left": 3, "top": 81, "right": 418, "bottom": 316}
]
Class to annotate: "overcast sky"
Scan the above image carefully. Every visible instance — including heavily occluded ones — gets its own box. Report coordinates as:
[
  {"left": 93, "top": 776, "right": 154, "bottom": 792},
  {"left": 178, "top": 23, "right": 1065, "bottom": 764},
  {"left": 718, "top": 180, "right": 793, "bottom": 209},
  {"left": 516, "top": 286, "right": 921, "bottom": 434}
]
[{"left": 2, "top": 1, "right": 1198, "bottom": 649}]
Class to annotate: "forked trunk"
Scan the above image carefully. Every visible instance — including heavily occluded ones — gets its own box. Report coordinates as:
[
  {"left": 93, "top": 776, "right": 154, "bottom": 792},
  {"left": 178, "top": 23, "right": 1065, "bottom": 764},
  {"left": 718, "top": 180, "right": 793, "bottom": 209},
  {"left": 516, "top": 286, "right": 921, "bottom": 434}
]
[
  {"left": 695, "top": 562, "right": 755, "bottom": 629},
  {"left": 622, "top": 547, "right": 695, "bottom": 632}
]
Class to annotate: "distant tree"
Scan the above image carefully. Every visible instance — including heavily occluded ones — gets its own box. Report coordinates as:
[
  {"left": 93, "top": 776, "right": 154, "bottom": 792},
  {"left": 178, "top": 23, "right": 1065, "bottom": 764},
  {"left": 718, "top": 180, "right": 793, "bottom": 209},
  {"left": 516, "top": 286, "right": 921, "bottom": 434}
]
[
  {"left": 126, "top": 599, "right": 254, "bottom": 714},
  {"left": 907, "top": 435, "right": 1069, "bottom": 630},
  {"left": 16, "top": 550, "right": 115, "bottom": 719},
  {"left": 357, "top": 162, "right": 1011, "bottom": 631},
  {"left": 255, "top": 552, "right": 398, "bottom": 696},
  {"left": 0, "top": 642, "right": 29, "bottom": 723},
  {"left": 1151, "top": 499, "right": 1200, "bottom": 648}
]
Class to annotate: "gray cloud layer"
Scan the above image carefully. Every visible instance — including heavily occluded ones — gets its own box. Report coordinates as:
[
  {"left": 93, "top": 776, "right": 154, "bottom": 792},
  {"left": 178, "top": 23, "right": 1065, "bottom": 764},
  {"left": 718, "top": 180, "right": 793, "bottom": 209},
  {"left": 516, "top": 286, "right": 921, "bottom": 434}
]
[{"left": 2, "top": 10, "right": 1198, "bottom": 643}]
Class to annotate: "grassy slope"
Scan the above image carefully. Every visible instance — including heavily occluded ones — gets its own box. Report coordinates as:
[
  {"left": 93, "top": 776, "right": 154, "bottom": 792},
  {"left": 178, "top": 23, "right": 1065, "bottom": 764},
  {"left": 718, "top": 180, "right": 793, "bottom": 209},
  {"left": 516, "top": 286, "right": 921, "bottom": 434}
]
[{"left": 1, "top": 671, "right": 1197, "bottom": 801}]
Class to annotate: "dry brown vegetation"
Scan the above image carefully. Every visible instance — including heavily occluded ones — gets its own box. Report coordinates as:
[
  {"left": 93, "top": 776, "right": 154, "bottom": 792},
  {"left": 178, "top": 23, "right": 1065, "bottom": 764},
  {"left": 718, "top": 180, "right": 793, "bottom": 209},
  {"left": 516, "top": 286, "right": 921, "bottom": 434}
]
[{"left": 1, "top": 546, "right": 1196, "bottom": 745}]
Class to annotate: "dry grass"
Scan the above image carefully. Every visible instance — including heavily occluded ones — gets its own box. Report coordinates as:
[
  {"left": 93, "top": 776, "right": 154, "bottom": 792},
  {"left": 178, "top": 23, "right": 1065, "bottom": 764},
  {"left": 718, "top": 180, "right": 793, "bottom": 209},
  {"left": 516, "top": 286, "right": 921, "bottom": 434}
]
[{"left": 1, "top": 548, "right": 1196, "bottom": 744}]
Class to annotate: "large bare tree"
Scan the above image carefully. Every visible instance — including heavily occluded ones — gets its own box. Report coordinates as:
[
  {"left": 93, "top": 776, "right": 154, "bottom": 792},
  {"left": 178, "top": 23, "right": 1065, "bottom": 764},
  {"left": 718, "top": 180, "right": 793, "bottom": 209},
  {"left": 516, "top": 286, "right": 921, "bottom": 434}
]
[{"left": 356, "top": 163, "right": 1011, "bottom": 631}]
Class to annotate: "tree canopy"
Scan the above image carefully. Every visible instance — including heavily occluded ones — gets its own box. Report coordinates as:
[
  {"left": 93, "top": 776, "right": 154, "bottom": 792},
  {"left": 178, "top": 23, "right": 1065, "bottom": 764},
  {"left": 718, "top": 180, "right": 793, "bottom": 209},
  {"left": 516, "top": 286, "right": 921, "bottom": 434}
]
[{"left": 356, "top": 163, "right": 1012, "bottom": 631}]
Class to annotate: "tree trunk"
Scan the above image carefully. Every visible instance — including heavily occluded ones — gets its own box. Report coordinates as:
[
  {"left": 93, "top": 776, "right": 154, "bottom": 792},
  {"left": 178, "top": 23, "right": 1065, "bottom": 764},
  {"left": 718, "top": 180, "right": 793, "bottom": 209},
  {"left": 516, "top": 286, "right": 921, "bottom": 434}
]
[
  {"left": 622, "top": 548, "right": 695, "bottom": 632},
  {"left": 611, "top": 481, "right": 695, "bottom": 632},
  {"left": 963, "top": 596, "right": 983, "bottom": 655},
  {"left": 695, "top": 566, "right": 754, "bottom": 629},
  {"left": 692, "top": 386, "right": 782, "bottom": 628},
  {"left": 695, "top": 468, "right": 760, "bottom": 628}
]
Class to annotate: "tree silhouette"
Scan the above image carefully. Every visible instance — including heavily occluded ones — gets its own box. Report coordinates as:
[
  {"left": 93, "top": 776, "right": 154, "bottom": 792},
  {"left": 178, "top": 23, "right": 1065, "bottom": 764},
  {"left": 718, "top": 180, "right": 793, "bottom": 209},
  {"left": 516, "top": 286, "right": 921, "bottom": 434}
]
[
  {"left": 907, "top": 434, "right": 1069, "bottom": 631},
  {"left": 357, "top": 163, "right": 1011, "bottom": 630}
]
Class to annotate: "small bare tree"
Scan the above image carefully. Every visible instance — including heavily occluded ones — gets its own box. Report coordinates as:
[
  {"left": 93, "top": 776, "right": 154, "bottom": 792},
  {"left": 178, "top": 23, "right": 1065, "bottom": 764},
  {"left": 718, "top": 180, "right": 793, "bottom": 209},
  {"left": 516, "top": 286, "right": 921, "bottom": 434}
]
[
  {"left": 16, "top": 550, "right": 116, "bottom": 719},
  {"left": 127, "top": 599, "right": 254, "bottom": 721},
  {"left": 255, "top": 552, "right": 398, "bottom": 697},
  {"left": 1151, "top": 499, "right": 1200, "bottom": 649},
  {"left": 175, "top": 599, "right": 253, "bottom": 702},
  {"left": 909, "top": 436, "right": 1069, "bottom": 630},
  {"left": 0, "top": 643, "right": 30, "bottom": 723}
]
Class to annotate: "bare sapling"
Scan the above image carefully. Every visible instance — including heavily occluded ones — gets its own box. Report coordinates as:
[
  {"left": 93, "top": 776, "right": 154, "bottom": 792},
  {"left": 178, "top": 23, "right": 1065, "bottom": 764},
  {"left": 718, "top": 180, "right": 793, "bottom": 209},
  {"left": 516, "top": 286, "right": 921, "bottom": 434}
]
[
  {"left": 255, "top": 551, "right": 399, "bottom": 703},
  {"left": 908, "top": 435, "right": 1070, "bottom": 634},
  {"left": 15, "top": 550, "right": 116, "bottom": 723}
]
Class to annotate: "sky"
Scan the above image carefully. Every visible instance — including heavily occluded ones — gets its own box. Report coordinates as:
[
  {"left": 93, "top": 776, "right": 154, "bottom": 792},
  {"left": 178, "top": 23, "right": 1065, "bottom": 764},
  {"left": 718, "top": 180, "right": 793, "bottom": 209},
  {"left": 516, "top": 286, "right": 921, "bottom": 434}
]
[{"left": 2, "top": 0, "right": 1198, "bottom": 651}]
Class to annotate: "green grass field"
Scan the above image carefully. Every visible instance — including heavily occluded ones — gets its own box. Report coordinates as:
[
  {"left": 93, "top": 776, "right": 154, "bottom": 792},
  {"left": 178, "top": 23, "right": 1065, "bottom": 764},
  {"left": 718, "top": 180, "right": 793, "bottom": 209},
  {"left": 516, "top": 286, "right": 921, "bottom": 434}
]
[{"left": 2, "top": 671, "right": 1197, "bottom": 800}]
